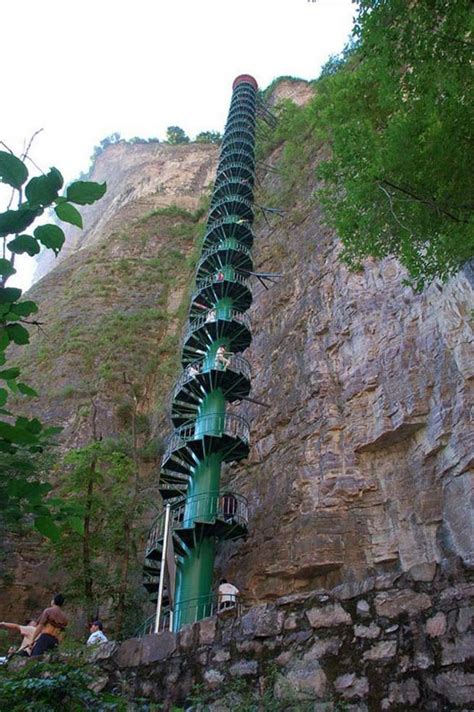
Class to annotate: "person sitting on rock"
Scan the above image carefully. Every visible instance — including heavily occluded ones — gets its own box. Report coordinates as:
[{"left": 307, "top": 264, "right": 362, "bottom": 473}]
[
  {"left": 0, "top": 618, "right": 37, "bottom": 657},
  {"left": 86, "top": 620, "right": 108, "bottom": 646}
]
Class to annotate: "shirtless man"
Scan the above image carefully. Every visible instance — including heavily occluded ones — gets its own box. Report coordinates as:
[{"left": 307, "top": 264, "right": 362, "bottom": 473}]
[{"left": 30, "top": 594, "right": 68, "bottom": 656}]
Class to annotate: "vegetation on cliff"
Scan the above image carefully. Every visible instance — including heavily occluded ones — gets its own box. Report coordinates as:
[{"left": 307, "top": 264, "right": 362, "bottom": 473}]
[
  {"left": 259, "top": 0, "right": 473, "bottom": 289},
  {"left": 0, "top": 148, "right": 106, "bottom": 541}
]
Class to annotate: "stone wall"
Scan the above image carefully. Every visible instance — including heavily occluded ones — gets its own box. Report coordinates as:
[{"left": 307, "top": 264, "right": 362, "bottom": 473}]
[{"left": 72, "top": 567, "right": 474, "bottom": 709}]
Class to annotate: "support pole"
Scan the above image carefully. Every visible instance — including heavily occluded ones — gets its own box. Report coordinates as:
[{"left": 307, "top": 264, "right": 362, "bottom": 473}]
[{"left": 154, "top": 503, "right": 171, "bottom": 634}]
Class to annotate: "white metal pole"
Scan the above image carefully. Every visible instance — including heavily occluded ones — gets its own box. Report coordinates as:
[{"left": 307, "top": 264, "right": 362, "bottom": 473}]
[{"left": 154, "top": 504, "right": 171, "bottom": 634}]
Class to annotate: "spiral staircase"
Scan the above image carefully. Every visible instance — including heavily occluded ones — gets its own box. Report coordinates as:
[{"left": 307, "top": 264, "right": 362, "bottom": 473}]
[{"left": 143, "top": 75, "right": 258, "bottom": 631}]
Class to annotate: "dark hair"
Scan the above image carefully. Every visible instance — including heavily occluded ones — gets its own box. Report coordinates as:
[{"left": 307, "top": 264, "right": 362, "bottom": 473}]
[
  {"left": 25, "top": 619, "right": 37, "bottom": 626},
  {"left": 91, "top": 620, "right": 103, "bottom": 631},
  {"left": 220, "top": 578, "right": 228, "bottom": 585},
  {"left": 53, "top": 594, "right": 65, "bottom": 606}
]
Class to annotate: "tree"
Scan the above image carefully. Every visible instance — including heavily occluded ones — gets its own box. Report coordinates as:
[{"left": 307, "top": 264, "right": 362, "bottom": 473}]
[
  {"left": 195, "top": 131, "right": 222, "bottom": 144},
  {"left": 52, "top": 379, "right": 151, "bottom": 637},
  {"left": 0, "top": 144, "right": 106, "bottom": 540},
  {"left": 165, "top": 126, "right": 190, "bottom": 145},
  {"left": 315, "top": 0, "right": 473, "bottom": 289},
  {"left": 90, "top": 132, "right": 122, "bottom": 162}
]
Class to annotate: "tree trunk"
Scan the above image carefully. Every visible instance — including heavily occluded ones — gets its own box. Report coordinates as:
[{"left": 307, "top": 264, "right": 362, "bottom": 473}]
[{"left": 82, "top": 461, "right": 96, "bottom": 618}]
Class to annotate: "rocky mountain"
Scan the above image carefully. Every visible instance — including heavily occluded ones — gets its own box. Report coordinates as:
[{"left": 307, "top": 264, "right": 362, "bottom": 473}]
[{"left": 1, "top": 79, "right": 472, "bottom": 637}]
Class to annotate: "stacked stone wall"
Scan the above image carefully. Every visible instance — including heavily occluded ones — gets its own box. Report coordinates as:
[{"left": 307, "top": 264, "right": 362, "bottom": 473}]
[{"left": 70, "top": 567, "right": 474, "bottom": 709}]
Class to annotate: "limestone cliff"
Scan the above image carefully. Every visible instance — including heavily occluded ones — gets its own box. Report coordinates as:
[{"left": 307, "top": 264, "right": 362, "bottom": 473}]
[{"left": 1, "top": 80, "right": 473, "bottom": 632}]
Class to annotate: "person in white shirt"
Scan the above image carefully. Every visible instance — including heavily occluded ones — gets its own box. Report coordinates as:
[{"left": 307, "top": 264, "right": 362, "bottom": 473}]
[
  {"left": 0, "top": 618, "right": 37, "bottom": 657},
  {"left": 86, "top": 620, "right": 108, "bottom": 646},
  {"left": 218, "top": 579, "right": 240, "bottom": 611}
]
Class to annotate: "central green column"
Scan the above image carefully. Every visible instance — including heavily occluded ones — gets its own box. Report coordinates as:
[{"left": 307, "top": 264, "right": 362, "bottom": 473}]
[{"left": 174, "top": 537, "right": 216, "bottom": 628}]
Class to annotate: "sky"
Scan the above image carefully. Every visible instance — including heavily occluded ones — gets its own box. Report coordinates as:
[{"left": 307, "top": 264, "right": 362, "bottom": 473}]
[{"left": 2, "top": 0, "right": 356, "bottom": 288}]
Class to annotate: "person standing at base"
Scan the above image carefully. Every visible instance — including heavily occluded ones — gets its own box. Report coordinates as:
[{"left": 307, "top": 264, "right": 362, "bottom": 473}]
[
  {"left": 86, "top": 620, "right": 108, "bottom": 646},
  {"left": 30, "top": 594, "right": 68, "bottom": 657},
  {"left": 218, "top": 578, "right": 240, "bottom": 611},
  {"left": 0, "top": 618, "right": 37, "bottom": 657}
]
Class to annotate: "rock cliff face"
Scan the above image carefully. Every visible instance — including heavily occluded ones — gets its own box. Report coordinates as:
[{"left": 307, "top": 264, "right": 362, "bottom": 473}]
[
  {"left": 0, "top": 142, "right": 218, "bottom": 620},
  {"left": 219, "top": 135, "right": 473, "bottom": 601},
  {"left": 34, "top": 141, "right": 218, "bottom": 280},
  {"left": 1, "top": 81, "right": 473, "bottom": 632}
]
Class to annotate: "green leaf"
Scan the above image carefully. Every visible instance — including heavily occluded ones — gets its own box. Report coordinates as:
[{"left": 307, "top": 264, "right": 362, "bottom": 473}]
[
  {"left": 24, "top": 417, "right": 42, "bottom": 434},
  {"left": 25, "top": 169, "right": 62, "bottom": 207},
  {"left": 66, "top": 180, "right": 106, "bottom": 205},
  {"left": 0, "top": 287, "right": 22, "bottom": 303},
  {"left": 34, "top": 224, "right": 65, "bottom": 254},
  {"left": 10, "top": 300, "right": 38, "bottom": 317},
  {"left": 48, "top": 167, "right": 64, "bottom": 192},
  {"left": 7, "top": 234, "right": 40, "bottom": 256},
  {"left": 42, "top": 426, "right": 63, "bottom": 437},
  {"left": 68, "top": 516, "right": 84, "bottom": 535},
  {"left": 17, "top": 382, "right": 39, "bottom": 397},
  {"left": 0, "top": 367, "right": 20, "bottom": 380},
  {"left": 34, "top": 516, "right": 60, "bottom": 542},
  {"left": 6, "top": 323, "right": 29, "bottom": 345},
  {"left": 54, "top": 202, "right": 83, "bottom": 228},
  {"left": 0, "top": 207, "right": 39, "bottom": 238},
  {"left": 0, "top": 387, "right": 7, "bottom": 406},
  {"left": 0, "top": 328, "right": 9, "bottom": 351},
  {"left": 0, "top": 151, "right": 28, "bottom": 189},
  {"left": 0, "top": 421, "right": 37, "bottom": 444},
  {"left": 6, "top": 378, "right": 19, "bottom": 393},
  {"left": 0, "top": 258, "right": 16, "bottom": 278}
]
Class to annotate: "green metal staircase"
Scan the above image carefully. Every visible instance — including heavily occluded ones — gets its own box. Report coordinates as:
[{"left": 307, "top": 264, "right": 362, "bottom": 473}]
[{"left": 143, "top": 74, "right": 258, "bottom": 631}]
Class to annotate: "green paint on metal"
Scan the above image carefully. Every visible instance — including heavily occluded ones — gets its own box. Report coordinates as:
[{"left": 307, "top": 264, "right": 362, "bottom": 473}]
[
  {"left": 195, "top": 388, "right": 225, "bottom": 437},
  {"left": 215, "top": 296, "right": 234, "bottom": 320},
  {"left": 143, "top": 75, "right": 258, "bottom": 632},
  {"left": 174, "top": 537, "right": 216, "bottom": 630}
]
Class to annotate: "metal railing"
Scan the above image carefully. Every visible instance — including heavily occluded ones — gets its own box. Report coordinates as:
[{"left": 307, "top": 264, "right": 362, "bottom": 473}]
[
  {"left": 134, "top": 610, "right": 172, "bottom": 637},
  {"left": 221, "top": 127, "right": 255, "bottom": 143},
  {"left": 223, "top": 120, "right": 256, "bottom": 136},
  {"left": 184, "top": 308, "right": 251, "bottom": 342},
  {"left": 203, "top": 215, "right": 253, "bottom": 235},
  {"left": 173, "top": 593, "right": 242, "bottom": 630},
  {"left": 208, "top": 195, "right": 253, "bottom": 218},
  {"left": 221, "top": 135, "right": 255, "bottom": 153},
  {"left": 162, "top": 412, "right": 250, "bottom": 463},
  {"left": 229, "top": 96, "right": 256, "bottom": 111},
  {"left": 211, "top": 179, "right": 253, "bottom": 204},
  {"left": 227, "top": 104, "right": 256, "bottom": 118},
  {"left": 135, "top": 590, "right": 242, "bottom": 637},
  {"left": 146, "top": 490, "right": 249, "bottom": 556},
  {"left": 192, "top": 270, "right": 250, "bottom": 300},
  {"left": 215, "top": 162, "right": 255, "bottom": 185},
  {"left": 197, "top": 240, "right": 251, "bottom": 270},
  {"left": 217, "top": 148, "right": 255, "bottom": 168},
  {"left": 172, "top": 354, "right": 251, "bottom": 399}
]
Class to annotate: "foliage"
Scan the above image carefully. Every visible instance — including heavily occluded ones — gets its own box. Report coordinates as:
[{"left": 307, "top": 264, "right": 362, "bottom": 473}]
[
  {"left": 0, "top": 148, "right": 106, "bottom": 539},
  {"left": 0, "top": 659, "right": 126, "bottom": 711},
  {"left": 165, "top": 126, "right": 190, "bottom": 145},
  {"left": 194, "top": 131, "right": 222, "bottom": 144},
  {"left": 52, "top": 415, "right": 152, "bottom": 637},
  {"left": 314, "top": 0, "right": 474, "bottom": 289},
  {"left": 90, "top": 132, "right": 123, "bottom": 163}
]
